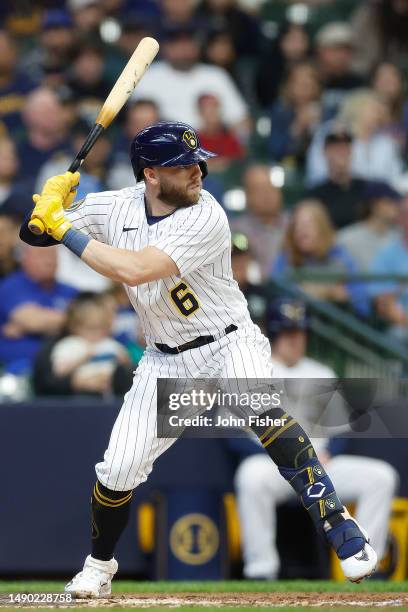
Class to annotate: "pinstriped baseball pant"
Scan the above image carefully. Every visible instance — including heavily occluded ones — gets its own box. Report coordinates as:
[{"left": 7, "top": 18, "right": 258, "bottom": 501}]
[{"left": 96, "top": 324, "right": 273, "bottom": 491}]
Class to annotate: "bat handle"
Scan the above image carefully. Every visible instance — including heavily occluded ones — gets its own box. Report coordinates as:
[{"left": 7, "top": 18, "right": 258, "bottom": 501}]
[
  {"left": 68, "top": 123, "right": 105, "bottom": 173},
  {"left": 28, "top": 218, "right": 45, "bottom": 235},
  {"left": 29, "top": 123, "right": 105, "bottom": 236},
  {"left": 68, "top": 158, "right": 83, "bottom": 173}
]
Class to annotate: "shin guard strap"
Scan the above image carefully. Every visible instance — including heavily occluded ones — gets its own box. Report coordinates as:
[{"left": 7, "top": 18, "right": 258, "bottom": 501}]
[
  {"left": 307, "top": 492, "right": 343, "bottom": 521},
  {"left": 279, "top": 458, "right": 326, "bottom": 494}
]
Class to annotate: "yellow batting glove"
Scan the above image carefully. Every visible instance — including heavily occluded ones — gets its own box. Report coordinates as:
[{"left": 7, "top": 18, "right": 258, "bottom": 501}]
[
  {"left": 31, "top": 194, "right": 72, "bottom": 241},
  {"left": 38, "top": 171, "right": 81, "bottom": 209}
]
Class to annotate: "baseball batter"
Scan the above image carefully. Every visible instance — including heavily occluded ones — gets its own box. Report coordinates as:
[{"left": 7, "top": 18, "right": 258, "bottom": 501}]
[{"left": 20, "top": 122, "right": 376, "bottom": 596}]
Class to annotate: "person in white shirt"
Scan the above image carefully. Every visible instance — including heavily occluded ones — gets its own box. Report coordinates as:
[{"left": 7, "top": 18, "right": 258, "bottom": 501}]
[
  {"left": 133, "top": 25, "right": 250, "bottom": 138},
  {"left": 235, "top": 298, "right": 399, "bottom": 579}
]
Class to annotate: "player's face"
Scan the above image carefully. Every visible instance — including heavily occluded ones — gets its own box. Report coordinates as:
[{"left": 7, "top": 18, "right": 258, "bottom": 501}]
[
  {"left": 156, "top": 164, "right": 203, "bottom": 207},
  {"left": 272, "top": 329, "right": 306, "bottom": 367}
]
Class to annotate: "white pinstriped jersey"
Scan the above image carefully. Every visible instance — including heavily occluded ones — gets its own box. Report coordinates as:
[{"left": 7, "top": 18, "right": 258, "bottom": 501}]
[{"left": 66, "top": 184, "right": 252, "bottom": 348}]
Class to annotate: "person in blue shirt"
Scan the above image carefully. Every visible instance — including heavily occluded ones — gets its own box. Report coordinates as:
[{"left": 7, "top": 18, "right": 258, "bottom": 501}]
[
  {"left": 268, "top": 62, "right": 321, "bottom": 164},
  {"left": 0, "top": 244, "right": 76, "bottom": 374},
  {"left": 369, "top": 195, "right": 408, "bottom": 341},
  {"left": 271, "top": 199, "right": 369, "bottom": 317},
  {"left": 16, "top": 88, "right": 72, "bottom": 191},
  {"left": 0, "top": 31, "right": 38, "bottom": 134}
]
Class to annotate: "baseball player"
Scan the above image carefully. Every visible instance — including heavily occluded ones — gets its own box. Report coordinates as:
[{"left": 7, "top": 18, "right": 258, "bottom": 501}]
[
  {"left": 20, "top": 121, "right": 376, "bottom": 597},
  {"left": 233, "top": 298, "right": 398, "bottom": 580}
]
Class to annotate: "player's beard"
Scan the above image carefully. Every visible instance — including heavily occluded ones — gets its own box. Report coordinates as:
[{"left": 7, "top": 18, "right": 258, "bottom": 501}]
[{"left": 157, "top": 175, "right": 201, "bottom": 208}]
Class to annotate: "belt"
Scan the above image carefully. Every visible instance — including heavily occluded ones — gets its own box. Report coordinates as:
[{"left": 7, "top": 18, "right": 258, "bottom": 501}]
[{"left": 155, "top": 324, "right": 238, "bottom": 354}]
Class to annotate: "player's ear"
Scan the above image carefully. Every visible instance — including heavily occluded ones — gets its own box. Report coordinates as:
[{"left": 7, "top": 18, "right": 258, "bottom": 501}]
[{"left": 143, "top": 167, "right": 159, "bottom": 186}]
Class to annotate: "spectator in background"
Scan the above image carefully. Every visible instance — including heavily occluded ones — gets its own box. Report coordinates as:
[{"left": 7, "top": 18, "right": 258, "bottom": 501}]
[
  {"left": 231, "top": 232, "right": 265, "bottom": 326},
  {"left": 159, "top": 0, "right": 197, "bottom": 31},
  {"left": 337, "top": 182, "right": 401, "bottom": 272},
  {"left": 233, "top": 298, "right": 398, "bottom": 580},
  {"left": 103, "top": 283, "right": 145, "bottom": 364},
  {"left": 133, "top": 25, "right": 250, "bottom": 139},
  {"left": 315, "top": 22, "right": 365, "bottom": 120},
  {"left": 36, "top": 118, "right": 108, "bottom": 197},
  {"left": 197, "top": 93, "right": 245, "bottom": 173},
  {"left": 66, "top": 41, "right": 112, "bottom": 117},
  {"left": 33, "top": 292, "right": 133, "bottom": 397},
  {"left": 0, "top": 30, "right": 38, "bottom": 134},
  {"left": 351, "top": 0, "right": 408, "bottom": 76},
  {"left": 202, "top": 29, "right": 241, "bottom": 89},
  {"left": 115, "top": 13, "right": 154, "bottom": 60},
  {"left": 307, "top": 91, "right": 404, "bottom": 187},
  {"left": 256, "top": 21, "right": 311, "bottom": 109},
  {"left": 19, "top": 10, "right": 76, "bottom": 85},
  {"left": 230, "top": 165, "right": 287, "bottom": 279},
  {"left": 0, "top": 245, "right": 76, "bottom": 374},
  {"left": 0, "top": 137, "right": 33, "bottom": 216},
  {"left": 338, "top": 90, "right": 403, "bottom": 183},
  {"left": 371, "top": 62, "right": 408, "bottom": 152},
  {"left": 67, "top": 0, "right": 104, "bottom": 36},
  {"left": 0, "top": 207, "right": 20, "bottom": 279},
  {"left": 17, "top": 88, "right": 72, "bottom": 190},
  {"left": 268, "top": 62, "right": 321, "bottom": 165},
  {"left": 108, "top": 99, "right": 160, "bottom": 190},
  {"left": 307, "top": 128, "right": 366, "bottom": 228},
  {"left": 370, "top": 196, "right": 408, "bottom": 341},
  {"left": 272, "top": 200, "right": 369, "bottom": 316},
  {"left": 196, "top": 0, "right": 261, "bottom": 58}
]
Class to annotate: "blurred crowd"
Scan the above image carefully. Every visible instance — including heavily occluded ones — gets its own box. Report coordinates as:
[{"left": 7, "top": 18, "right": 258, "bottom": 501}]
[{"left": 1, "top": 0, "right": 408, "bottom": 397}]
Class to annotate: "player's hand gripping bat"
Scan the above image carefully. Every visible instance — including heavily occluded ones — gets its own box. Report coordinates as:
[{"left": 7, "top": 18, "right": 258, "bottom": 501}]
[{"left": 28, "top": 36, "right": 159, "bottom": 236}]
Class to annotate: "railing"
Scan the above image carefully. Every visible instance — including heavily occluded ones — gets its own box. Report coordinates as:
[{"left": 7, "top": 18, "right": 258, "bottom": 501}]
[{"left": 263, "top": 274, "right": 408, "bottom": 378}]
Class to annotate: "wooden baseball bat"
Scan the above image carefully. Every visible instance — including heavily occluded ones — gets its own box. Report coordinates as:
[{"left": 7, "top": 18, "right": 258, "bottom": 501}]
[{"left": 28, "top": 36, "right": 159, "bottom": 235}]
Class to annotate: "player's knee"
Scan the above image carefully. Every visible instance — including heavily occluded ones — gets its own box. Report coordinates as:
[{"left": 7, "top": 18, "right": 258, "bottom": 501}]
[
  {"left": 375, "top": 462, "right": 399, "bottom": 496},
  {"left": 96, "top": 456, "right": 155, "bottom": 491}
]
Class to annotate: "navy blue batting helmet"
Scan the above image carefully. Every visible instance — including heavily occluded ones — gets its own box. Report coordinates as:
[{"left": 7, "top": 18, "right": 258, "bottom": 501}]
[
  {"left": 130, "top": 121, "right": 217, "bottom": 181},
  {"left": 266, "top": 298, "right": 308, "bottom": 339}
]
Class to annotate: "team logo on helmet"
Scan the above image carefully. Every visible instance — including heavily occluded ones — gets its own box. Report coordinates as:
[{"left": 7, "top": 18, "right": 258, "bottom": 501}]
[
  {"left": 182, "top": 129, "right": 198, "bottom": 150},
  {"left": 281, "top": 303, "right": 305, "bottom": 322}
]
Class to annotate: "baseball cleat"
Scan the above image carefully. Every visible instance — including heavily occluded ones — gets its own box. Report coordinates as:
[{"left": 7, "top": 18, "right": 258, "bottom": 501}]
[
  {"left": 341, "top": 541, "right": 377, "bottom": 583},
  {"left": 64, "top": 554, "right": 118, "bottom": 598}
]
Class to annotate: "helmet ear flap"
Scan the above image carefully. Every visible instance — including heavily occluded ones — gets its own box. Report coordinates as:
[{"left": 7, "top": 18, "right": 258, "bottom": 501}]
[{"left": 199, "top": 161, "right": 208, "bottom": 178}]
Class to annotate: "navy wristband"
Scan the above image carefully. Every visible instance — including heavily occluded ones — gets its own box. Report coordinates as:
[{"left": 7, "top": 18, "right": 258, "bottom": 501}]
[{"left": 61, "top": 228, "right": 91, "bottom": 257}]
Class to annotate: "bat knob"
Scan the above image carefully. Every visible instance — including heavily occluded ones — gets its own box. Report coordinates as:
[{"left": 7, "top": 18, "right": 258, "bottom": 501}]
[{"left": 28, "top": 218, "right": 45, "bottom": 235}]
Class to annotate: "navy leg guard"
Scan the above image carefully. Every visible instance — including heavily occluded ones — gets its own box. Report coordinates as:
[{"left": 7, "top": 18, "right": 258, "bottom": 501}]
[
  {"left": 279, "top": 458, "right": 365, "bottom": 558},
  {"left": 324, "top": 518, "right": 367, "bottom": 560}
]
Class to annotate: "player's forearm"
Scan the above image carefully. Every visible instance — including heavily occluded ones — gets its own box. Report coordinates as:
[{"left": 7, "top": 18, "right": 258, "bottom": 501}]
[
  {"left": 79, "top": 238, "right": 177, "bottom": 286},
  {"left": 79, "top": 239, "right": 143, "bottom": 285}
]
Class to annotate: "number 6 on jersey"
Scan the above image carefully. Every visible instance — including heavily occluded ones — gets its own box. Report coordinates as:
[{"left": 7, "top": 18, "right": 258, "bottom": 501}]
[{"left": 170, "top": 282, "right": 200, "bottom": 317}]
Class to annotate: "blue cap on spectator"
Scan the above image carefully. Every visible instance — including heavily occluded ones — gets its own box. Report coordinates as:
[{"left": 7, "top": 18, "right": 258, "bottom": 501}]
[
  {"left": 42, "top": 9, "right": 73, "bottom": 30},
  {"left": 266, "top": 298, "right": 308, "bottom": 340},
  {"left": 363, "top": 181, "right": 401, "bottom": 202}
]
